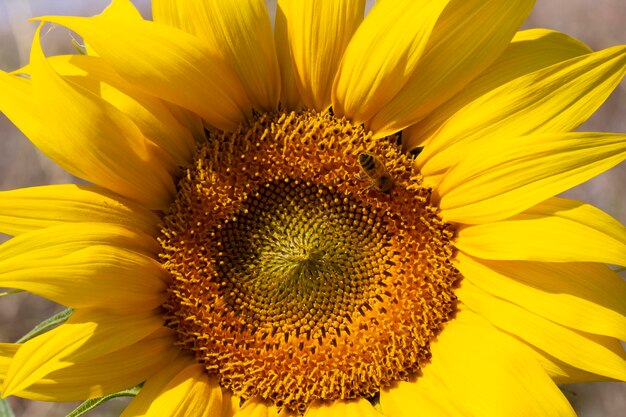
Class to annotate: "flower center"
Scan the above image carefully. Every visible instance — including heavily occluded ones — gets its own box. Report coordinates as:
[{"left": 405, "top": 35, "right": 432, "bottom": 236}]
[{"left": 159, "top": 110, "right": 460, "bottom": 413}]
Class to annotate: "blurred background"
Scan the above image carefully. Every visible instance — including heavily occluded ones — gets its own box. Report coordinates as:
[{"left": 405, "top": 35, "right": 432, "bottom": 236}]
[{"left": 0, "top": 0, "right": 624, "bottom": 416}]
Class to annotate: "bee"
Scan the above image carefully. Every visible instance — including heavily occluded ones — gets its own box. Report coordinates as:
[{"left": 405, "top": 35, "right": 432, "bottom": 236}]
[{"left": 357, "top": 153, "right": 393, "bottom": 193}]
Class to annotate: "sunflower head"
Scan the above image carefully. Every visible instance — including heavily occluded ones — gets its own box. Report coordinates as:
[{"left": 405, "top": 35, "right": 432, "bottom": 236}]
[
  {"left": 159, "top": 109, "right": 461, "bottom": 412},
  {"left": 0, "top": 0, "right": 624, "bottom": 416}
]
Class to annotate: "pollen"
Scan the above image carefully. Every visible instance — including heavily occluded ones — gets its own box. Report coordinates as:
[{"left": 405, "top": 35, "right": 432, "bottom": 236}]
[{"left": 158, "top": 110, "right": 460, "bottom": 413}]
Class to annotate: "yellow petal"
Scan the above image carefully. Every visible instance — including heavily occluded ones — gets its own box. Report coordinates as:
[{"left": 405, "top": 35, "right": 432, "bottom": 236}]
[
  {"left": 165, "top": 102, "right": 206, "bottom": 142},
  {"left": 66, "top": 0, "right": 207, "bottom": 140},
  {"left": 404, "top": 28, "right": 592, "bottom": 150},
  {"left": 0, "top": 344, "right": 20, "bottom": 384},
  {"left": 102, "top": 0, "right": 144, "bottom": 20},
  {"left": 0, "top": 223, "right": 167, "bottom": 313},
  {"left": 2, "top": 309, "right": 166, "bottom": 397},
  {"left": 119, "top": 355, "right": 194, "bottom": 416},
  {"left": 422, "top": 310, "right": 576, "bottom": 417},
  {"left": 525, "top": 343, "right": 616, "bottom": 384},
  {"left": 0, "top": 184, "right": 160, "bottom": 237},
  {"left": 0, "top": 222, "right": 158, "bottom": 258},
  {"left": 0, "top": 71, "right": 43, "bottom": 148},
  {"left": 455, "top": 253, "right": 626, "bottom": 340},
  {"left": 282, "top": 0, "right": 365, "bottom": 111},
  {"left": 303, "top": 398, "right": 381, "bottom": 417},
  {"left": 458, "top": 281, "right": 626, "bottom": 381},
  {"left": 381, "top": 380, "right": 467, "bottom": 417},
  {"left": 347, "top": 0, "right": 535, "bottom": 138},
  {"left": 153, "top": 0, "right": 279, "bottom": 112},
  {"left": 7, "top": 25, "right": 177, "bottom": 210},
  {"left": 43, "top": 54, "right": 196, "bottom": 166},
  {"left": 437, "top": 132, "right": 626, "bottom": 224},
  {"left": 419, "top": 45, "right": 626, "bottom": 176},
  {"left": 69, "top": 0, "right": 145, "bottom": 57},
  {"left": 11, "top": 329, "right": 178, "bottom": 401},
  {"left": 221, "top": 390, "right": 242, "bottom": 417},
  {"left": 121, "top": 361, "right": 222, "bottom": 417},
  {"left": 234, "top": 397, "right": 289, "bottom": 417},
  {"left": 332, "top": 0, "right": 448, "bottom": 125},
  {"left": 455, "top": 197, "right": 626, "bottom": 266},
  {"left": 12, "top": 55, "right": 205, "bottom": 150},
  {"left": 274, "top": 1, "right": 302, "bottom": 110},
  {"left": 37, "top": 15, "right": 251, "bottom": 130}
]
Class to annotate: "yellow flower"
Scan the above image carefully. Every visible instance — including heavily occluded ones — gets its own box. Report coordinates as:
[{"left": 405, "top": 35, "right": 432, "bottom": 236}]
[{"left": 1, "top": 0, "right": 625, "bottom": 416}]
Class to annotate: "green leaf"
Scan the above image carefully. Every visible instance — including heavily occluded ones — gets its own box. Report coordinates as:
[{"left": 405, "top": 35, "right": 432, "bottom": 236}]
[
  {"left": 17, "top": 308, "right": 73, "bottom": 343},
  {"left": 0, "top": 398, "right": 16, "bottom": 417},
  {"left": 0, "top": 289, "right": 24, "bottom": 297},
  {"left": 65, "top": 386, "right": 141, "bottom": 417}
]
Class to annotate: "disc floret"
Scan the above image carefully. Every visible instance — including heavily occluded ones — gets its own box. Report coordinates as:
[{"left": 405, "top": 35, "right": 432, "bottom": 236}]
[{"left": 159, "top": 110, "right": 460, "bottom": 413}]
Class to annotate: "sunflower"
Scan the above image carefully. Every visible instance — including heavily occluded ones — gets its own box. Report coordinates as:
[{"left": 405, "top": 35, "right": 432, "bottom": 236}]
[{"left": 1, "top": 0, "right": 625, "bottom": 416}]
